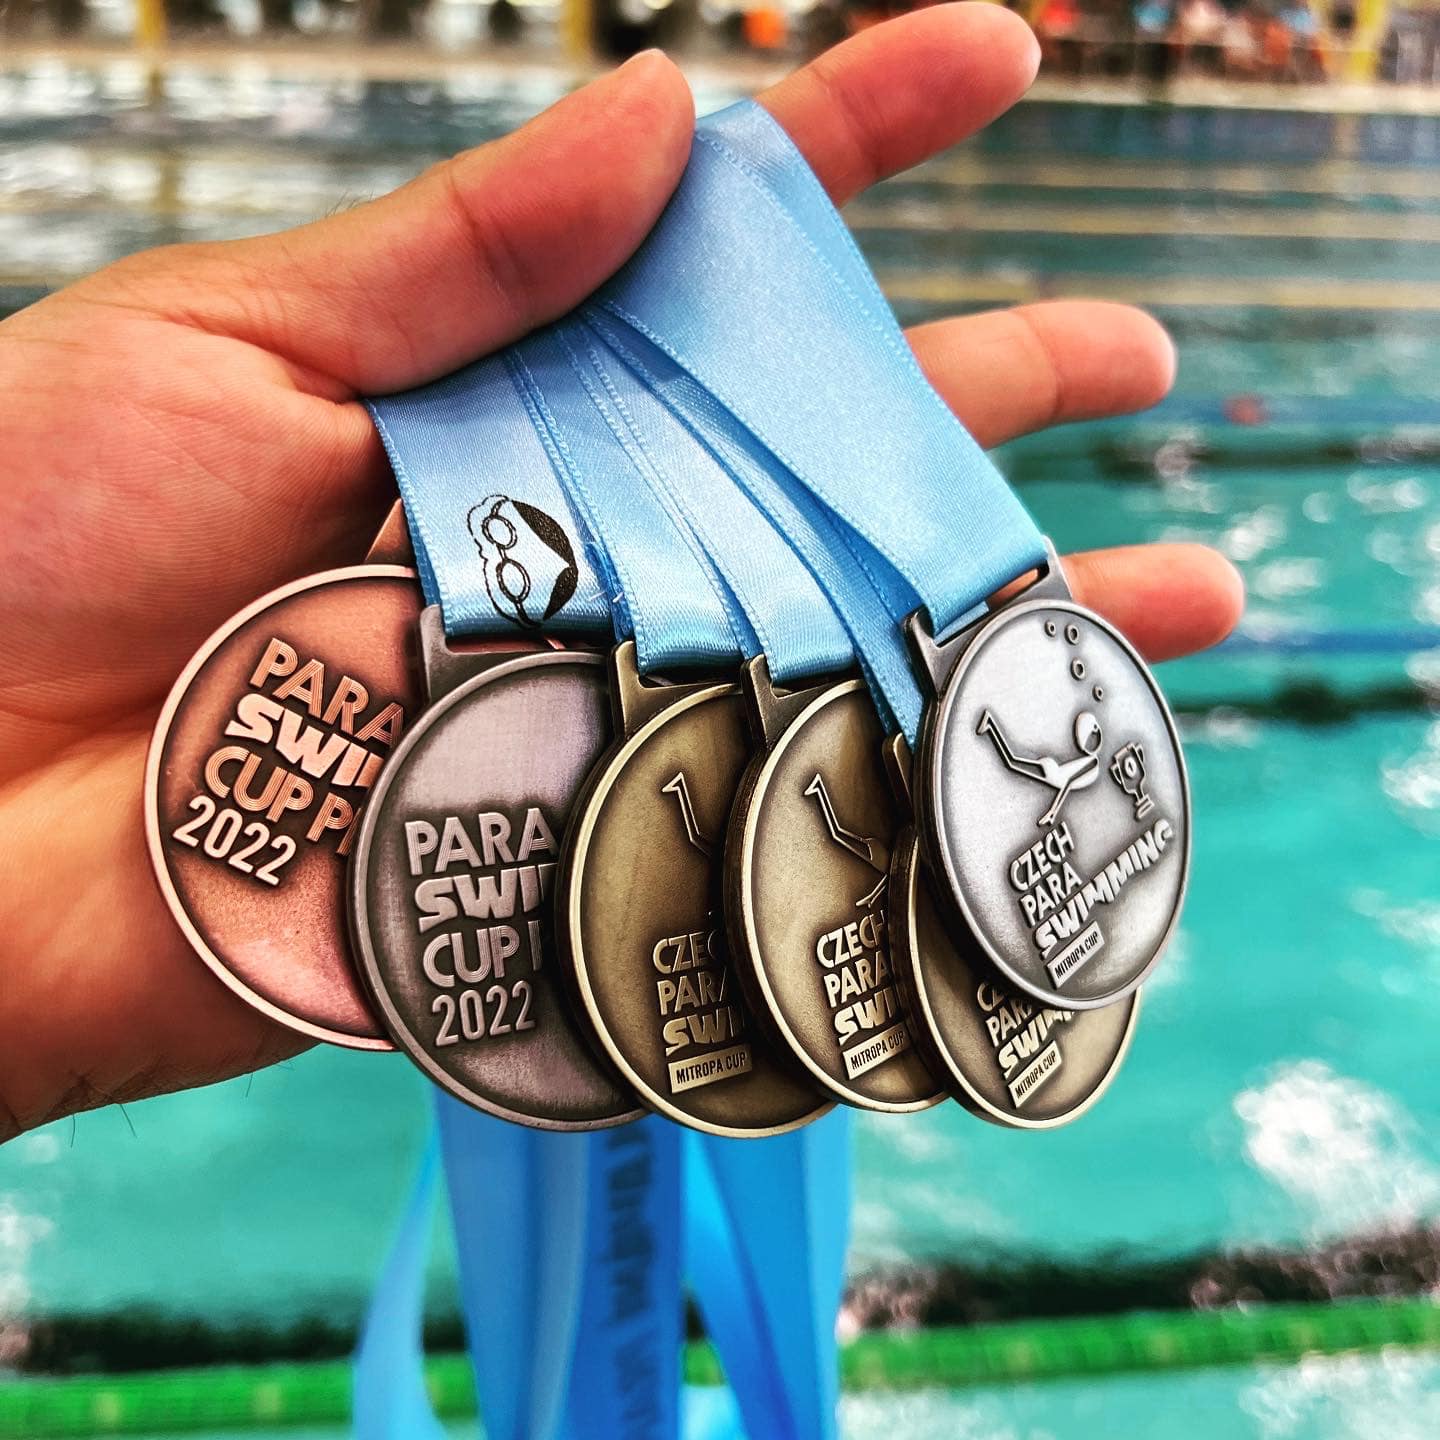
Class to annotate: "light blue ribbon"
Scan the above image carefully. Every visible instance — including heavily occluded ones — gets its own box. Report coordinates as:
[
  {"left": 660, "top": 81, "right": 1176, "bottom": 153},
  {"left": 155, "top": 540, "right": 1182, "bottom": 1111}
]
[
  {"left": 353, "top": 1131, "right": 448, "bottom": 1440},
  {"left": 368, "top": 356, "right": 611, "bottom": 636},
  {"left": 583, "top": 313, "right": 915, "bottom": 735},
  {"left": 597, "top": 100, "right": 1046, "bottom": 631},
  {"left": 558, "top": 319, "right": 856, "bottom": 687},
  {"left": 589, "top": 102, "right": 1047, "bottom": 740}
]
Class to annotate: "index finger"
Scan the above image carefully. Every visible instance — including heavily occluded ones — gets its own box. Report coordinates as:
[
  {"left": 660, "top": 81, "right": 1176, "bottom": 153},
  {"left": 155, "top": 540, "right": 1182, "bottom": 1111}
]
[{"left": 758, "top": 4, "right": 1041, "bottom": 206}]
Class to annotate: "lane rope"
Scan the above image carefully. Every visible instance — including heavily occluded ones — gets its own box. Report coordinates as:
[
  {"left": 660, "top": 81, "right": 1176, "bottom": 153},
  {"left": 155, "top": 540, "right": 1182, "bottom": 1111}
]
[{"left": 3, "top": 1299, "right": 1438, "bottom": 1437}]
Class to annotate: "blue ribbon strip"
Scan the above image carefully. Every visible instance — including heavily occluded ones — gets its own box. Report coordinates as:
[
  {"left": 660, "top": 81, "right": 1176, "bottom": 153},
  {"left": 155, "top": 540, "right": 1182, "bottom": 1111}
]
[
  {"left": 510, "top": 325, "right": 748, "bottom": 671},
  {"left": 595, "top": 102, "right": 1046, "bottom": 636},
  {"left": 368, "top": 356, "right": 611, "bottom": 637},
  {"left": 583, "top": 312, "right": 916, "bottom": 735},
  {"left": 353, "top": 1131, "right": 448, "bottom": 1440}
]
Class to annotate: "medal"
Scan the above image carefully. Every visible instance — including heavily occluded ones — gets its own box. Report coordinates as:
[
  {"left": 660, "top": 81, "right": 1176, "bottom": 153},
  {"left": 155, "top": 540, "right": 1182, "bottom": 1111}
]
[
  {"left": 349, "top": 610, "right": 641, "bottom": 1130},
  {"left": 145, "top": 564, "right": 420, "bottom": 1049},
  {"left": 725, "top": 660, "right": 942, "bottom": 1113},
  {"left": 910, "top": 552, "right": 1190, "bottom": 1010},
  {"left": 559, "top": 645, "right": 830, "bottom": 1137},
  {"left": 889, "top": 821, "right": 1138, "bottom": 1127}
]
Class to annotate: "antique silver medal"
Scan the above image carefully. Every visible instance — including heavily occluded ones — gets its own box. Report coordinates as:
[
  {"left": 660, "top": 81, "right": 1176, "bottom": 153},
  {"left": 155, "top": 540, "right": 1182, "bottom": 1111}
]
[{"left": 349, "top": 610, "right": 641, "bottom": 1129}]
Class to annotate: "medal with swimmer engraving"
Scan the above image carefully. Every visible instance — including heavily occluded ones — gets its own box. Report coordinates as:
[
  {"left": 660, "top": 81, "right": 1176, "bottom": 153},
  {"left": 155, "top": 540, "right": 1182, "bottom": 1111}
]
[
  {"left": 557, "top": 643, "right": 830, "bottom": 1138},
  {"left": 349, "top": 614, "right": 641, "bottom": 1130},
  {"left": 145, "top": 566, "right": 422, "bottom": 1049},
  {"left": 889, "top": 825, "right": 1138, "bottom": 1128},
  {"left": 725, "top": 662, "right": 943, "bottom": 1113},
  {"left": 913, "top": 558, "right": 1190, "bottom": 1010}
]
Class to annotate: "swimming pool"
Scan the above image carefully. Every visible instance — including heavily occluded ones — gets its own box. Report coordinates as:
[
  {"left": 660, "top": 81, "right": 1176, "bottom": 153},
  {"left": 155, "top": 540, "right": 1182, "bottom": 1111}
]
[{"left": 1, "top": 55, "right": 1437, "bottom": 1435}]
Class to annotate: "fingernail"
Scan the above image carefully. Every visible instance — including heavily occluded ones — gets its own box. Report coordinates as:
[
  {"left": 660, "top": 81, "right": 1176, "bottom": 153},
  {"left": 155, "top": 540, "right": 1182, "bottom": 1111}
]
[{"left": 619, "top": 48, "right": 665, "bottom": 70}]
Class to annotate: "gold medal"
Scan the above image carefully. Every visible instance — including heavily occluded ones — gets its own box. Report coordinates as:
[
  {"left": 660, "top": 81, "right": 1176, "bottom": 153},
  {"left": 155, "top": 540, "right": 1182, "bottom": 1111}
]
[
  {"left": 724, "top": 660, "right": 943, "bottom": 1113},
  {"left": 889, "top": 817, "right": 1138, "bottom": 1128},
  {"left": 557, "top": 643, "right": 831, "bottom": 1137}
]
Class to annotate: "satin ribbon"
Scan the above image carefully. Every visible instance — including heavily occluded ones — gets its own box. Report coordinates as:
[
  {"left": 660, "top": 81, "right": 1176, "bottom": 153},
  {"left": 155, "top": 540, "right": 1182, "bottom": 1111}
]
[
  {"left": 363, "top": 247, "right": 855, "bottom": 1440},
  {"left": 368, "top": 355, "right": 611, "bottom": 636},
  {"left": 587, "top": 102, "right": 1048, "bottom": 742}
]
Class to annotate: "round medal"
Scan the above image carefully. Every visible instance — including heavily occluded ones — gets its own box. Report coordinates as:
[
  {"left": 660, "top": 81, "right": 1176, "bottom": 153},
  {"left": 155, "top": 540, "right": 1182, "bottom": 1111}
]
[
  {"left": 890, "top": 825, "right": 1137, "bottom": 1128},
  {"left": 145, "top": 566, "right": 421, "bottom": 1049},
  {"left": 349, "top": 644, "right": 641, "bottom": 1130},
  {"left": 917, "top": 597, "right": 1189, "bottom": 1009},
  {"left": 727, "top": 669, "right": 943, "bottom": 1113},
  {"left": 559, "top": 645, "right": 830, "bottom": 1138}
]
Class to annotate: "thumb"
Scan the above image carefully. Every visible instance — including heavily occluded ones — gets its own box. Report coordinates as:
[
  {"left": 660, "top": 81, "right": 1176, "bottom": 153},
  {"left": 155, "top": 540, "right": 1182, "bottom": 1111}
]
[{"left": 98, "top": 52, "right": 694, "bottom": 395}]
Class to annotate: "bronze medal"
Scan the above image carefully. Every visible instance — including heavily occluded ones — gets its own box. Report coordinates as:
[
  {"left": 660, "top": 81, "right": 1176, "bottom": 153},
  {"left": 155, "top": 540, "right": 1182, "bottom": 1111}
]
[
  {"left": 725, "top": 661, "right": 943, "bottom": 1113},
  {"left": 557, "top": 643, "right": 830, "bottom": 1138},
  {"left": 146, "top": 564, "right": 421, "bottom": 1049},
  {"left": 889, "top": 821, "right": 1138, "bottom": 1128},
  {"left": 349, "top": 610, "right": 641, "bottom": 1130},
  {"left": 912, "top": 550, "right": 1190, "bottom": 1010}
]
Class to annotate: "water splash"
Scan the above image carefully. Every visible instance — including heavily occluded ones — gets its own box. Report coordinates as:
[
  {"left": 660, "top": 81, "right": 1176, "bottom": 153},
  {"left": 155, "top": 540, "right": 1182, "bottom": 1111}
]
[
  {"left": 1242, "top": 1351, "right": 1440, "bottom": 1440},
  {"left": 1235, "top": 1061, "right": 1440, "bottom": 1241},
  {"left": 843, "top": 1390, "right": 1056, "bottom": 1440},
  {"left": 1381, "top": 717, "right": 1440, "bottom": 820}
]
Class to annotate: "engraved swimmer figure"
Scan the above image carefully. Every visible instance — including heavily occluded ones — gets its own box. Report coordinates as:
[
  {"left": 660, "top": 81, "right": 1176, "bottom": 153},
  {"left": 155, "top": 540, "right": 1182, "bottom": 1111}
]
[
  {"left": 662, "top": 772, "right": 714, "bottom": 858},
  {"left": 977, "top": 709, "right": 1103, "bottom": 827},
  {"left": 805, "top": 774, "right": 888, "bottom": 909}
]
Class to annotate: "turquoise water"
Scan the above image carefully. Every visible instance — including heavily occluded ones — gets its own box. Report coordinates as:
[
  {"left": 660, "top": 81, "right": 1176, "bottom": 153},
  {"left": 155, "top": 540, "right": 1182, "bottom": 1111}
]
[{"left": 1, "top": 57, "right": 1439, "bottom": 1428}]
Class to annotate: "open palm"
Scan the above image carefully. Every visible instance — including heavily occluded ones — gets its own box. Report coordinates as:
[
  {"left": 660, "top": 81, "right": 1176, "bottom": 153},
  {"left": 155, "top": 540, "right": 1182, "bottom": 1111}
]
[{"left": 0, "top": 5, "right": 1242, "bottom": 1139}]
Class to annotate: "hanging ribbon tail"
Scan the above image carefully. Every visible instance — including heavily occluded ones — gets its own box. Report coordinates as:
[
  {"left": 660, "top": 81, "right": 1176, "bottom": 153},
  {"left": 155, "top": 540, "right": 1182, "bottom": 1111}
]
[
  {"left": 682, "top": 1383, "right": 745, "bottom": 1440},
  {"left": 352, "top": 1129, "right": 448, "bottom": 1440},
  {"left": 683, "top": 1131, "right": 787, "bottom": 1440},
  {"left": 691, "top": 1110, "right": 853, "bottom": 1440},
  {"left": 556, "top": 1117, "right": 686, "bottom": 1440},
  {"left": 437, "top": 1094, "right": 591, "bottom": 1440}
]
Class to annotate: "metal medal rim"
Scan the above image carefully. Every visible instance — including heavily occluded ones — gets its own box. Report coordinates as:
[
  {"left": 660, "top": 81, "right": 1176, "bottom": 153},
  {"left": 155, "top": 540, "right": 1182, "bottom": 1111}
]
[
  {"left": 731, "top": 676, "right": 945, "bottom": 1113},
  {"left": 560, "top": 677, "right": 834, "bottom": 1139},
  {"left": 144, "top": 564, "right": 417, "bottom": 1053},
  {"left": 891, "top": 825, "right": 1140, "bottom": 1131},
  {"left": 920, "top": 595, "right": 1192, "bottom": 1011},
  {"left": 348, "top": 646, "right": 645, "bottom": 1131}
]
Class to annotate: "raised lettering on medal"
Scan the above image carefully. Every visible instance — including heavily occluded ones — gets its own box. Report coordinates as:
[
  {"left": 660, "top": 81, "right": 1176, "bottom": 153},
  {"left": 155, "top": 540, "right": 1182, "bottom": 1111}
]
[
  {"left": 920, "top": 599, "right": 1190, "bottom": 1010},
  {"left": 558, "top": 648, "right": 830, "bottom": 1138},
  {"left": 349, "top": 645, "right": 641, "bottom": 1131},
  {"left": 145, "top": 567, "right": 423, "bottom": 1049},
  {"left": 728, "top": 674, "right": 942, "bottom": 1114},
  {"left": 888, "top": 825, "right": 1138, "bottom": 1130}
]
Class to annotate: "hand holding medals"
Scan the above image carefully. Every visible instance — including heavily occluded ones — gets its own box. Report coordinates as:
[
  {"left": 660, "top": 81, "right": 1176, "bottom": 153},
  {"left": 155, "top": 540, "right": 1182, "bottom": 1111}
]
[
  {"left": 0, "top": 8, "right": 1245, "bottom": 1145},
  {"left": 143, "top": 89, "right": 1212, "bottom": 1142}
]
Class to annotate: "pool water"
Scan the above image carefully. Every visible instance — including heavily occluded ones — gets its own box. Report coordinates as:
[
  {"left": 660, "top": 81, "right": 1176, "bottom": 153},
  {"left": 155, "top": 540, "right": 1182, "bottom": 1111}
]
[{"left": 1, "top": 56, "right": 1439, "bottom": 1432}]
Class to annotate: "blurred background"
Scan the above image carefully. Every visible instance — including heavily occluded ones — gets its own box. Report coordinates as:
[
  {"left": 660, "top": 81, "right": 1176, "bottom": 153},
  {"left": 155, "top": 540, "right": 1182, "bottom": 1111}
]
[{"left": 2, "top": 1, "right": 1440, "bottom": 1437}]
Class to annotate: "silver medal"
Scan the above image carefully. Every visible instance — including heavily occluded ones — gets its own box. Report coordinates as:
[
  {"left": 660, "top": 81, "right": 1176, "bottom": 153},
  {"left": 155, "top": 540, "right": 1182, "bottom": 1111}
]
[{"left": 912, "top": 546, "right": 1190, "bottom": 1009}]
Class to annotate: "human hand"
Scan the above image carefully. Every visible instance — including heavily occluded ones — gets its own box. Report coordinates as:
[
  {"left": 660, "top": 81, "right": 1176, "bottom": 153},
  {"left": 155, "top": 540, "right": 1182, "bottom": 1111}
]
[{"left": 0, "top": 3, "right": 1241, "bottom": 1139}]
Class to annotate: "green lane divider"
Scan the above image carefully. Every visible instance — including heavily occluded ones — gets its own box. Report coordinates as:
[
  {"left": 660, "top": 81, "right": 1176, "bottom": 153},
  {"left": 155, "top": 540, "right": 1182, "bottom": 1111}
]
[{"left": 3, "top": 1299, "right": 1437, "bottom": 1437}]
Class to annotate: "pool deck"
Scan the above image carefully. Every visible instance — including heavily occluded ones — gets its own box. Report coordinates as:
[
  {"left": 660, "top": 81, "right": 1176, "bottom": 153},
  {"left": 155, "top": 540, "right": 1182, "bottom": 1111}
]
[{"left": 4, "top": 36, "right": 1440, "bottom": 115}]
